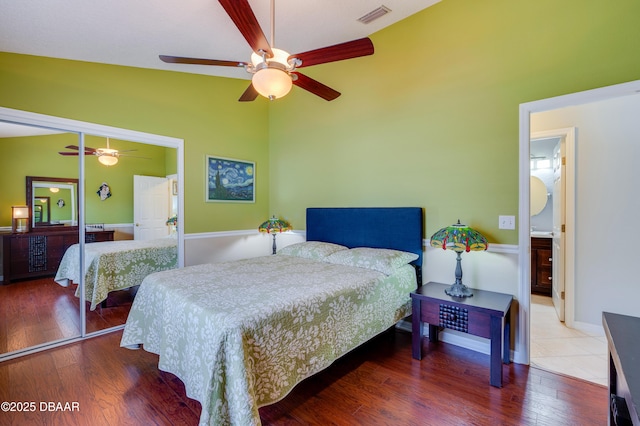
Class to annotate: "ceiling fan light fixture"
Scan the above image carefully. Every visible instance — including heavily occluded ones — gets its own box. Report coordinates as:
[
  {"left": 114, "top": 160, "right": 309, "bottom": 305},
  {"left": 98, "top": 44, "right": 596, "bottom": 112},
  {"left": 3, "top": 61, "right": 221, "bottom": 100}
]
[
  {"left": 97, "top": 148, "right": 119, "bottom": 166},
  {"left": 98, "top": 155, "right": 118, "bottom": 166},
  {"left": 250, "top": 48, "right": 291, "bottom": 68},
  {"left": 251, "top": 66, "right": 292, "bottom": 100},
  {"left": 249, "top": 48, "right": 294, "bottom": 100}
]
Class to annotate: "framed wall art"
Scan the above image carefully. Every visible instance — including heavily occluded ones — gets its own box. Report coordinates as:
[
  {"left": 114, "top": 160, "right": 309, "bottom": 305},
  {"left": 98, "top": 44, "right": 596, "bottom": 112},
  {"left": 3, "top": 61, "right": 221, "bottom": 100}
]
[{"left": 205, "top": 155, "right": 255, "bottom": 203}]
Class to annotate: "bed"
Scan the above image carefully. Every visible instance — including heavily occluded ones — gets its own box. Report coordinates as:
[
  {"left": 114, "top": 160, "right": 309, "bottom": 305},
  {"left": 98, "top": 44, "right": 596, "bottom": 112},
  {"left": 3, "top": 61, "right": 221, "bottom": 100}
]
[
  {"left": 54, "top": 235, "right": 178, "bottom": 310},
  {"left": 120, "top": 207, "right": 423, "bottom": 425}
]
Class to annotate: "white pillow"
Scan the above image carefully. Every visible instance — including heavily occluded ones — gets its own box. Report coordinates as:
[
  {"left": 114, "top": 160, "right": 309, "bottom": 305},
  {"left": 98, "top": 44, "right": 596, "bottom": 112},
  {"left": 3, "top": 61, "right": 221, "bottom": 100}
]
[
  {"left": 277, "top": 241, "right": 348, "bottom": 260},
  {"left": 324, "top": 247, "right": 418, "bottom": 275}
]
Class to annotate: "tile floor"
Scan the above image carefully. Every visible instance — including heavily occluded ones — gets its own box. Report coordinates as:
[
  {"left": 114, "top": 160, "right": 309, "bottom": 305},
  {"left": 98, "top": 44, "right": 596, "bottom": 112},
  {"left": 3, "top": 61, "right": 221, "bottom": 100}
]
[{"left": 530, "top": 294, "right": 608, "bottom": 386}]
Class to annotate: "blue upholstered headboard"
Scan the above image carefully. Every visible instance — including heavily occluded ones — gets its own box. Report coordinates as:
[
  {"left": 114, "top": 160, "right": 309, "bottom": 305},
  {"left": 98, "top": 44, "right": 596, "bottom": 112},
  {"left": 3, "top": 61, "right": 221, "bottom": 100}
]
[{"left": 306, "top": 207, "right": 424, "bottom": 270}]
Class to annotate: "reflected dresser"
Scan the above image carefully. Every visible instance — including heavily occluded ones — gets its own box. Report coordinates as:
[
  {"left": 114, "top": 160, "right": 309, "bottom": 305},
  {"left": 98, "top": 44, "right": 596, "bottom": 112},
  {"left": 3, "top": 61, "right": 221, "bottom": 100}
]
[{"left": 2, "top": 230, "right": 114, "bottom": 283}]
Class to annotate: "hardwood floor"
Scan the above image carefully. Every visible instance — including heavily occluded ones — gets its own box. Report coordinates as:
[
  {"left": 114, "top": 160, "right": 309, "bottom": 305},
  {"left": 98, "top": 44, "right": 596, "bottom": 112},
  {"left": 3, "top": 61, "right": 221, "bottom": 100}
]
[
  {"left": 0, "top": 277, "right": 133, "bottom": 354},
  {"left": 0, "top": 327, "right": 607, "bottom": 425}
]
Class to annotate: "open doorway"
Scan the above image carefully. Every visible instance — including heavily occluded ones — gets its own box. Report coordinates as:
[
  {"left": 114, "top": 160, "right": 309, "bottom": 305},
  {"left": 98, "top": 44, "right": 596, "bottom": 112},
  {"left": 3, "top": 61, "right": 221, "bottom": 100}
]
[
  {"left": 530, "top": 128, "right": 575, "bottom": 324},
  {"left": 528, "top": 130, "right": 604, "bottom": 383},
  {"left": 518, "top": 80, "right": 640, "bottom": 383}
]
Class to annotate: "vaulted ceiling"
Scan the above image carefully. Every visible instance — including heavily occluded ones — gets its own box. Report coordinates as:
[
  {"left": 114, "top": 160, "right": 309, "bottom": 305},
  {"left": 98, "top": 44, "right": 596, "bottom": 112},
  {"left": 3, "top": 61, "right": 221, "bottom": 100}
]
[{"left": 1, "top": 0, "right": 439, "bottom": 80}]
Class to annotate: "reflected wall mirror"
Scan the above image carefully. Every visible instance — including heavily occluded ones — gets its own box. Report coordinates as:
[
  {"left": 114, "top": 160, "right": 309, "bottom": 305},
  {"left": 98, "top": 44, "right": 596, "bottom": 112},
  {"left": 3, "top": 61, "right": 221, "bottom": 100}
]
[
  {"left": 33, "top": 197, "right": 49, "bottom": 224},
  {"left": 0, "top": 107, "right": 184, "bottom": 362},
  {"left": 530, "top": 175, "right": 548, "bottom": 216},
  {"left": 27, "top": 176, "right": 78, "bottom": 229}
]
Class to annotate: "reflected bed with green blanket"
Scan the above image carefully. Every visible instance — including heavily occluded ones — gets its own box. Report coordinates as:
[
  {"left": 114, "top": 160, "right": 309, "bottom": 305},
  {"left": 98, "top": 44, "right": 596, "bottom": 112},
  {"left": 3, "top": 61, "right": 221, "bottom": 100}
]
[{"left": 55, "top": 236, "right": 177, "bottom": 310}]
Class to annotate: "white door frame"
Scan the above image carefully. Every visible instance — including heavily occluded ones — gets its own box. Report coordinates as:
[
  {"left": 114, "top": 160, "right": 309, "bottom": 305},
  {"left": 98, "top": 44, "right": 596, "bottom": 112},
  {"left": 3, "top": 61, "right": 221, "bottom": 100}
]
[{"left": 517, "top": 79, "right": 640, "bottom": 365}]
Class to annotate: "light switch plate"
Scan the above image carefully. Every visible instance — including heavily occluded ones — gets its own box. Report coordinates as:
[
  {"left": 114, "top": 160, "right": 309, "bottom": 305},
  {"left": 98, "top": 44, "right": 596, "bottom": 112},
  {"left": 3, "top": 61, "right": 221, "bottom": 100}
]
[{"left": 499, "top": 215, "right": 516, "bottom": 230}]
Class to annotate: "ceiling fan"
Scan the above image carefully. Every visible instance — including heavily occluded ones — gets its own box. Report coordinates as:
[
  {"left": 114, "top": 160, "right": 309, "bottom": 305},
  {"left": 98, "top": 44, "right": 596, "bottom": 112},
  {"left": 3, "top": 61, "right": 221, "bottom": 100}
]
[
  {"left": 58, "top": 138, "right": 147, "bottom": 166},
  {"left": 159, "top": 0, "right": 375, "bottom": 102}
]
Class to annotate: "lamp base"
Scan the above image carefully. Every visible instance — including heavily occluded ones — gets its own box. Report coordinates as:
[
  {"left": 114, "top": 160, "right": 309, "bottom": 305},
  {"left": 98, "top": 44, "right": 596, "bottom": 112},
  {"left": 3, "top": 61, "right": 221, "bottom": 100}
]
[
  {"left": 445, "top": 282, "right": 474, "bottom": 298},
  {"left": 271, "top": 233, "right": 277, "bottom": 255}
]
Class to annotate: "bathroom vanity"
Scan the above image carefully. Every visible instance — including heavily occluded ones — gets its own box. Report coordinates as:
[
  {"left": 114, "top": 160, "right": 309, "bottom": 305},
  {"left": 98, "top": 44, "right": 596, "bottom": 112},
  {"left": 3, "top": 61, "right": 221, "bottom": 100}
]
[{"left": 531, "top": 235, "right": 552, "bottom": 296}]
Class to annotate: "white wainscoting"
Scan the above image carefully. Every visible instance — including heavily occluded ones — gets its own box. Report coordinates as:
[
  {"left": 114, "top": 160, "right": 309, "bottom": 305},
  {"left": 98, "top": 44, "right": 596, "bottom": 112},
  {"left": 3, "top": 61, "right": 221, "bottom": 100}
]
[
  {"left": 106, "top": 223, "right": 134, "bottom": 240},
  {"left": 423, "top": 243, "right": 519, "bottom": 295},
  {"left": 184, "top": 230, "right": 305, "bottom": 266}
]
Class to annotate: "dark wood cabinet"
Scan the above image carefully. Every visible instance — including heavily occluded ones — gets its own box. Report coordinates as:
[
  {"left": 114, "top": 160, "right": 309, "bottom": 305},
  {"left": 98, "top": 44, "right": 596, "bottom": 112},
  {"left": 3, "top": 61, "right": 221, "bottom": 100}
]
[
  {"left": 84, "top": 231, "right": 114, "bottom": 243},
  {"left": 531, "top": 237, "right": 552, "bottom": 296},
  {"left": 2, "top": 230, "right": 114, "bottom": 283}
]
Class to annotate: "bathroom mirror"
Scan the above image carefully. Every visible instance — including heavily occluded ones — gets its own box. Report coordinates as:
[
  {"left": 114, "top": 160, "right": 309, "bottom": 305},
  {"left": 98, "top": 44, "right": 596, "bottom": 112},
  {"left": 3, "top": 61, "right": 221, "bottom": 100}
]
[{"left": 530, "top": 175, "right": 548, "bottom": 216}]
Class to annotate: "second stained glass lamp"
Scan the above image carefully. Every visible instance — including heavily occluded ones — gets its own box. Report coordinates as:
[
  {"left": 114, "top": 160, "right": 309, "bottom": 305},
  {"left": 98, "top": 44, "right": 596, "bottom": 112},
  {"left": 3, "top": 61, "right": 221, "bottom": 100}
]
[
  {"left": 259, "top": 216, "right": 292, "bottom": 254},
  {"left": 430, "top": 220, "right": 488, "bottom": 297}
]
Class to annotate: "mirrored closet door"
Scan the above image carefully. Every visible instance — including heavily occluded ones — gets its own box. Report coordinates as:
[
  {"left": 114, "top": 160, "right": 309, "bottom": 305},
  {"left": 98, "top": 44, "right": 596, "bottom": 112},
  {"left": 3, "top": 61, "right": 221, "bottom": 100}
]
[
  {"left": 0, "top": 107, "right": 184, "bottom": 361},
  {"left": 0, "top": 124, "right": 82, "bottom": 357},
  {"left": 80, "top": 136, "right": 179, "bottom": 334}
]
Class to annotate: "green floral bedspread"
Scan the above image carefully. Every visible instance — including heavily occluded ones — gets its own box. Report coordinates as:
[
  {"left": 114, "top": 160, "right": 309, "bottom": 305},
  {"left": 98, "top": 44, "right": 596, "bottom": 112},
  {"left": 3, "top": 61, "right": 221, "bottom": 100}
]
[
  {"left": 120, "top": 254, "right": 416, "bottom": 426},
  {"left": 54, "top": 237, "right": 177, "bottom": 310}
]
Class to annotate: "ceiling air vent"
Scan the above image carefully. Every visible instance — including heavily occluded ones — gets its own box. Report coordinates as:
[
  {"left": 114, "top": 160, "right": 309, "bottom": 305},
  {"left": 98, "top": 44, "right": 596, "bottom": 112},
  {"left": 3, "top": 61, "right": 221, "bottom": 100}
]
[{"left": 357, "top": 6, "right": 391, "bottom": 24}]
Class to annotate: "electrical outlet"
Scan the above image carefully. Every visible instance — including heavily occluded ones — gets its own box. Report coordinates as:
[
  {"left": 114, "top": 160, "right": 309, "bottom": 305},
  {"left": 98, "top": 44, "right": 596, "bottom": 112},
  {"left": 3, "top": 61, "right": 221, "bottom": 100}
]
[{"left": 499, "top": 215, "right": 516, "bottom": 230}]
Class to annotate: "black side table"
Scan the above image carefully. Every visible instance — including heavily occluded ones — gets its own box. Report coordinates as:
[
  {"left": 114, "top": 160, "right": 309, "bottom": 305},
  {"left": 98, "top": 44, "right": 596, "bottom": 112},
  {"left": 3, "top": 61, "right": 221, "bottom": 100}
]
[
  {"left": 411, "top": 282, "right": 513, "bottom": 387},
  {"left": 603, "top": 312, "right": 640, "bottom": 426}
]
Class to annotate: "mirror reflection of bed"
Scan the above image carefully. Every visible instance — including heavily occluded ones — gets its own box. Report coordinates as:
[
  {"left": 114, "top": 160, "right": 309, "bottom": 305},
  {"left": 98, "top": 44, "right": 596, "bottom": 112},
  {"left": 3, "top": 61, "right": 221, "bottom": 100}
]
[
  {"left": 0, "top": 120, "right": 180, "bottom": 357},
  {"left": 70, "top": 137, "right": 179, "bottom": 334}
]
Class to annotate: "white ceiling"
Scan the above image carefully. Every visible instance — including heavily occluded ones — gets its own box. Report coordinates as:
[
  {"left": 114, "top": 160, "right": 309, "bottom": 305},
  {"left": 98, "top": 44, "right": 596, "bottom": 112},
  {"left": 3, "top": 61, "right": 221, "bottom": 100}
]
[{"left": 0, "top": 0, "right": 440, "bottom": 81}]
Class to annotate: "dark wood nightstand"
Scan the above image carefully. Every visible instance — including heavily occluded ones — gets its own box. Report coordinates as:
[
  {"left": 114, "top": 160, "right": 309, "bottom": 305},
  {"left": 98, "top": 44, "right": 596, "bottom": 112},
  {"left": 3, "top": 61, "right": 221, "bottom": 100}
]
[{"left": 411, "top": 282, "right": 513, "bottom": 387}]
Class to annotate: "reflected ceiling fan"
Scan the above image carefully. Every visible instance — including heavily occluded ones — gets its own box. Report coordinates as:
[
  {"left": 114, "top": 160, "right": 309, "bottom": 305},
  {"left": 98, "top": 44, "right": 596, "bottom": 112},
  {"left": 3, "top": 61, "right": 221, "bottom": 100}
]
[
  {"left": 58, "top": 138, "right": 148, "bottom": 166},
  {"left": 159, "top": 0, "right": 375, "bottom": 101}
]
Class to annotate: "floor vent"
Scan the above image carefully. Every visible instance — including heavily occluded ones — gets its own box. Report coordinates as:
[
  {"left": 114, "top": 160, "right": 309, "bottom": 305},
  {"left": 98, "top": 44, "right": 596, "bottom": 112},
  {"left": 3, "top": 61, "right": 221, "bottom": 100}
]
[{"left": 357, "top": 6, "right": 391, "bottom": 24}]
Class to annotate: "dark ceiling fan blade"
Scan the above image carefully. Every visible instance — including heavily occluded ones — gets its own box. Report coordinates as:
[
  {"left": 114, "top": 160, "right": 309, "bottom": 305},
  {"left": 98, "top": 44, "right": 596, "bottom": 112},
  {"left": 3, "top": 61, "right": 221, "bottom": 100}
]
[
  {"left": 291, "top": 37, "right": 374, "bottom": 68},
  {"left": 160, "top": 55, "right": 247, "bottom": 67},
  {"left": 291, "top": 72, "right": 341, "bottom": 101},
  {"left": 64, "top": 145, "right": 96, "bottom": 154},
  {"left": 218, "top": 0, "right": 273, "bottom": 57},
  {"left": 58, "top": 151, "right": 80, "bottom": 156},
  {"left": 239, "top": 83, "right": 259, "bottom": 102}
]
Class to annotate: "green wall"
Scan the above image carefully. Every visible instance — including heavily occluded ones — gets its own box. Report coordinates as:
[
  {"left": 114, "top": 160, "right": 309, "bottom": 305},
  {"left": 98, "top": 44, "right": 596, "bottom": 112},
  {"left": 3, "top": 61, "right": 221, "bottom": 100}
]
[
  {"left": 0, "top": 133, "right": 169, "bottom": 225},
  {"left": 82, "top": 137, "right": 169, "bottom": 224},
  {"left": 269, "top": 0, "right": 640, "bottom": 243},
  {"left": 3, "top": 0, "right": 640, "bottom": 242},
  {"left": 0, "top": 52, "right": 269, "bottom": 233}
]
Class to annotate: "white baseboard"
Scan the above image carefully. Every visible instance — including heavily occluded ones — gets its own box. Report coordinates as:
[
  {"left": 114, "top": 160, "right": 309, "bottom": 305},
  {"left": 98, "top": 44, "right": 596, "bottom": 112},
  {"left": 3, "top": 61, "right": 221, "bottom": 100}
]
[{"left": 571, "top": 320, "right": 605, "bottom": 337}]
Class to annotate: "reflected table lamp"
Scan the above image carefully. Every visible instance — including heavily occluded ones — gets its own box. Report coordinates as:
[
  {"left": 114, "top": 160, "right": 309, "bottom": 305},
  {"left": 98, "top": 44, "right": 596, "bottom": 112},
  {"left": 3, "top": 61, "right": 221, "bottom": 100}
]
[
  {"left": 259, "top": 216, "right": 292, "bottom": 254},
  {"left": 430, "top": 220, "right": 488, "bottom": 297},
  {"left": 12, "top": 205, "right": 29, "bottom": 233}
]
